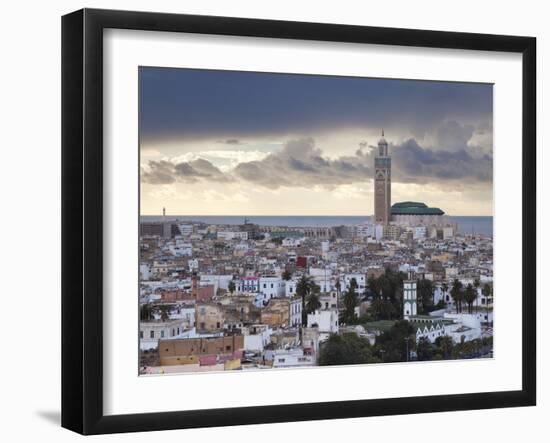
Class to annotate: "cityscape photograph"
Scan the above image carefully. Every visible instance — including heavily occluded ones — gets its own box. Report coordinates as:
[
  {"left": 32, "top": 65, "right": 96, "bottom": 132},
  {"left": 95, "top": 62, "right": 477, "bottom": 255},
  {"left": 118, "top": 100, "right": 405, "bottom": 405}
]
[{"left": 138, "top": 67, "right": 494, "bottom": 375}]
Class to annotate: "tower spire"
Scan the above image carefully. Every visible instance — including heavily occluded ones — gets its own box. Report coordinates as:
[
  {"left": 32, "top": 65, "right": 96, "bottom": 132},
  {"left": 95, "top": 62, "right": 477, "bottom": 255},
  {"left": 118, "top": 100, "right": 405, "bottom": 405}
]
[{"left": 382, "top": 128, "right": 384, "bottom": 137}]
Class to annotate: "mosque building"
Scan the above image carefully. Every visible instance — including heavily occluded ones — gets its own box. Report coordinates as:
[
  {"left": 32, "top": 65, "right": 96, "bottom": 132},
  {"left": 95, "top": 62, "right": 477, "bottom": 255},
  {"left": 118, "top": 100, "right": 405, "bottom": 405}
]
[{"left": 373, "top": 131, "right": 456, "bottom": 237}]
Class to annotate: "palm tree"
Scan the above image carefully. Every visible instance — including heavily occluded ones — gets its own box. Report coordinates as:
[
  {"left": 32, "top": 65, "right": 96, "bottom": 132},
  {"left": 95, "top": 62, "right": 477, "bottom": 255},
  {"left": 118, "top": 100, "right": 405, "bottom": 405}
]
[
  {"left": 140, "top": 303, "right": 153, "bottom": 321},
  {"left": 282, "top": 270, "right": 292, "bottom": 281},
  {"left": 367, "top": 276, "right": 380, "bottom": 299},
  {"left": 464, "top": 283, "right": 477, "bottom": 314},
  {"left": 438, "top": 335, "right": 454, "bottom": 359},
  {"left": 305, "top": 291, "right": 321, "bottom": 314},
  {"left": 157, "top": 305, "right": 171, "bottom": 322},
  {"left": 341, "top": 285, "right": 359, "bottom": 324},
  {"left": 296, "top": 275, "right": 316, "bottom": 327},
  {"left": 450, "top": 279, "right": 463, "bottom": 313}
]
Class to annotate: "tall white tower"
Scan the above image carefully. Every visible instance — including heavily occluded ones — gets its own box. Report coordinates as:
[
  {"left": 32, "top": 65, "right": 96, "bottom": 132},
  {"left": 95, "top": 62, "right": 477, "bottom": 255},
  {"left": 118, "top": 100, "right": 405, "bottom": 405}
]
[
  {"left": 403, "top": 278, "right": 417, "bottom": 320},
  {"left": 374, "top": 130, "right": 391, "bottom": 225}
]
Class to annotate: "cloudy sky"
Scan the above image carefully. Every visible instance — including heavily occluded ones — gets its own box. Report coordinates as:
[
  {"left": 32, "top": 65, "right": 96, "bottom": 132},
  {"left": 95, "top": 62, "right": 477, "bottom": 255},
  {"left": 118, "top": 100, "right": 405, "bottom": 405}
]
[{"left": 140, "top": 67, "right": 493, "bottom": 216}]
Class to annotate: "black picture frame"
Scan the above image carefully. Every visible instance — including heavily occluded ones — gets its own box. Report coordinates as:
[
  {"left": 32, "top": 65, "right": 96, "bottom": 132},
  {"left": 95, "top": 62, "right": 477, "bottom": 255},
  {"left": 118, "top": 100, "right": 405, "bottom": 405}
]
[{"left": 62, "top": 8, "right": 537, "bottom": 435}]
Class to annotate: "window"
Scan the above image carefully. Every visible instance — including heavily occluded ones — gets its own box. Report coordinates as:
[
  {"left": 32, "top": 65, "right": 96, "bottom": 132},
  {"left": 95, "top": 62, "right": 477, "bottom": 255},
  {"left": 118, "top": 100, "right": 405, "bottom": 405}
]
[
  {"left": 226, "top": 345, "right": 231, "bottom": 351},
  {"left": 161, "top": 330, "right": 165, "bottom": 338},
  {"left": 216, "top": 322, "right": 221, "bottom": 328},
  {"left": 150, "top": 330, "right": 154, "bottom": 338},
  {"left": 139, "top": 330, "right": 143, "bottom": 338}
]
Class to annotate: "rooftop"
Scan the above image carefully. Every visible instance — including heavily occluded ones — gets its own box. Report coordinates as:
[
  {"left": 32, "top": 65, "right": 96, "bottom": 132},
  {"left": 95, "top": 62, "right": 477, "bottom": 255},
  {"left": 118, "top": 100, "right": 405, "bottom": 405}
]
[{"left": 391, "top": 201, "right": 445, "bottom": 216}]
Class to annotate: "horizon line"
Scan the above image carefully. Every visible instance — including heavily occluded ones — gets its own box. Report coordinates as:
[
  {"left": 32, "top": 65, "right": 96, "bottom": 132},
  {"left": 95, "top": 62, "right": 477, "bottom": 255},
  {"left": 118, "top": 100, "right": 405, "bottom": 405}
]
[{"left": 139, "top": 214, "right": 493, "bottom": 217}]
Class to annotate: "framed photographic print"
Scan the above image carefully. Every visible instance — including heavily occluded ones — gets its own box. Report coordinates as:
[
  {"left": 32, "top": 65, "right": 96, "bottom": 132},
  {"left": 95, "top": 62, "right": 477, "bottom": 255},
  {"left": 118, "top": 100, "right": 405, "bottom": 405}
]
[{"left": 61, "top": 8, "right": 536, "bottom": 435}]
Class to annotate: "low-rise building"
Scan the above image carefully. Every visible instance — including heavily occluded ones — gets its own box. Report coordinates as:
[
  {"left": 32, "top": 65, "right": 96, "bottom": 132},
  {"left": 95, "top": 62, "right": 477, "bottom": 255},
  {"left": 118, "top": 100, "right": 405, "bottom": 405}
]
[
  {"left": 196, "top": 302, "right": 225, "bottom": 332},
  {"left": 140, "top": 319, "right": 189, "bottom": 350}
]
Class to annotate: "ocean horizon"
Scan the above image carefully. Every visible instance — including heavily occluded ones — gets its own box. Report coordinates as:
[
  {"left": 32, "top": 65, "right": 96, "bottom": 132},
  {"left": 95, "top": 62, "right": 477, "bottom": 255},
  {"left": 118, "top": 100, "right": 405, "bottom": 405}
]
[{"left": 141, "top": 215, "right": 493, "bottom": 237}]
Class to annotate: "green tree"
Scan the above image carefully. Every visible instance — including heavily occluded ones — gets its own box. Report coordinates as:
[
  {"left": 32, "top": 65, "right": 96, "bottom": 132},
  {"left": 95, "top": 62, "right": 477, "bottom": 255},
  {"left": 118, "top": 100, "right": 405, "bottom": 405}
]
[
  {"left": 228, "top": 280, "right": 236, "bottom": 294},
  {"left": 318, "top": 333, "right": 381, "bottom": 366},
  {"left": 341, "top": 285, "right": 359, "bottom": 324},
  {"left": 140, "top": 303, "right": 153, "bottom": 321},
  {"left": 369, "top": 298, "right": 398, "bottom": 321},
  {"left": 417, "top": 278, "right": 435, "bottom": 314},
  {"left": 376, "top": 320, "right": 416, "bottom": 362},
  {"left": 366, "top": 269, "right": 406, "bottom": 318},
  {"left": 157, "top": 305, "right": 171, "bottom": 322},
  {"left": 450, "top": 279, "right": 463, "bottom": 313},
  {"left": 296, "top": 275, "right": 316, "bottom": 327},
  {"left": 305, "top": 289, "right": 321, "bottom": 314},
  {"left": 282, "top": 270, "right": 292, "bottom": 281},
  {"left": 416, "top": 337, "right": 434, "bottom": 361},
  {"left": 463, "top": 283, "right": 477, "bottom": 314},
  {"left": 435, "top": 335, "right": 454, "bottom": 359},
  {"left": 367, "top": 276, "right": 381, "bottom": 298}
]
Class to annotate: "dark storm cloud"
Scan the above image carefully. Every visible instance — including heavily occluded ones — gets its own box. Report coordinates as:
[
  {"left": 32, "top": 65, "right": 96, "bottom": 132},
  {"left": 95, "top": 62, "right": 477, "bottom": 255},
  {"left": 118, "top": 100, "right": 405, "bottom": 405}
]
[
  {"left": 142, "top": 129, "right": 492, "bottom": 188},
  {"left": 224, "top": 139, "right": 241, "bottom": 145},
  {"left": 139, "top": 67, "right": 493, "bottom": 142},
  {"left": 142, "top": 158, "right": 231, "bottom": 185},
  {"left": 391, "top": 139, "right": 492, "bottom": 184},
  {"left": 232, "top": 133, "right": 492, "bottom": 189},
  {"left": 234, "top": 138, "right": 371, "bottom": 189}
]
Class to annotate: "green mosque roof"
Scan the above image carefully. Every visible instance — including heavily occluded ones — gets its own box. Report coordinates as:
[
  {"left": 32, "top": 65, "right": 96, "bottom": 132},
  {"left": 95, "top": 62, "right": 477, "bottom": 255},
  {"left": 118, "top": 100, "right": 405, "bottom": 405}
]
[{"left": 391, "top": 201, "right": 445, "bottom": 216}]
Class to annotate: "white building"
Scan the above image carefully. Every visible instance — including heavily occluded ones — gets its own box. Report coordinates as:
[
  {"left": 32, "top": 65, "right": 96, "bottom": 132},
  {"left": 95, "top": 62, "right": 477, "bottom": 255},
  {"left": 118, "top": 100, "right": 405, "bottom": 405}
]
[
  {"left": 177, "top": 224, "right": 193, "bottom": 237},
  {"left": 307, "top": 309, "right": 339, "bottom": 339},
  {"left": 282, "top": 237, "right": 302, "bottom": 247},
  {"left": 264, "top": 349, "right": 315, "bottom": 368},
  {"left": 443, "top": 313, "right": 483, "bottom": 343},
  {"left": 188, "top": 258, "right": 199, "bottom": 272},
  {"left": 354, "top": 223, "right": 374, "bottom": 238},
  {"left": 289, "top": 297, "right": 302, "bottom": 328},
  {"left": 258, "top": 276, "right": 285, "bottom": 303},
  {"left": 140, "top": 263, "right": 151, "bottom": 281},
  {"left": 237, "top": 276, "right": 260, "bottom": 293},
  {"left": 415, "top": 322, "right": 446, "bottom": 343},
  {"left": 413, "top": 226, "right": 427, "bottom": 240},
  {"left": 285, "top": 279, "right": 297, "bottom": 297},
  {"left": 200, "top": 274, "right": 233, "bottom": 293},
  {"left": 217, "top": 231, "right": 248, "bottom": 241},
  {"left": 242, "top": 325, "right": 273, "bottom": 351},
  {"left": 139, "top": 319, "right": 189, "bottom": 350},
  {"left": 168, "top": 242, "right": 192, "bottom": 257},
  {"left": 375, "top": 224, "right": 384, "bottom": 241},
  {"left": 343, "top": 273, "right": 367, "bottom": 295}
]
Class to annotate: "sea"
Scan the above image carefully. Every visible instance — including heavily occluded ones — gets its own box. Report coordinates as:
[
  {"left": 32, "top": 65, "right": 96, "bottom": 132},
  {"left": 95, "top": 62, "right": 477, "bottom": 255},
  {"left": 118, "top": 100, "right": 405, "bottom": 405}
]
[{"left": 140, "top": 215, "right": 493, "bottom": 237}]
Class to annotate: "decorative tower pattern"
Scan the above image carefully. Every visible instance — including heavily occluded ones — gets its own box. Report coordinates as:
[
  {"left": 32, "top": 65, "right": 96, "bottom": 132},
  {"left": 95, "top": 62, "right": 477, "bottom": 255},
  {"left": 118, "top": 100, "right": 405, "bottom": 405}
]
[
  {"left": 403, "top": 278, "right": 417, "bottom": 320},
  {"left": 374, "top": 130, "right": 391, "bottom": 225}
]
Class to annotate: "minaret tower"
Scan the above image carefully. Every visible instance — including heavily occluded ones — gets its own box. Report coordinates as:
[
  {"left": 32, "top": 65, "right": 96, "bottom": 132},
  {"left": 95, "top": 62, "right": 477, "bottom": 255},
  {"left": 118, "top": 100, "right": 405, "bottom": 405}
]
[
  {"left": 374, "top": 130, "right": 391, "bottom": 225},
  {"left": 403, "top": 273, "right": 417, "bottom": 320}
]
